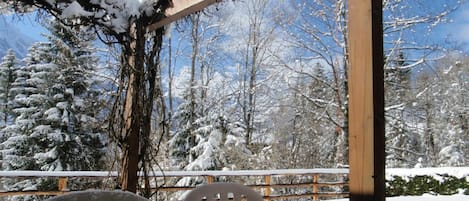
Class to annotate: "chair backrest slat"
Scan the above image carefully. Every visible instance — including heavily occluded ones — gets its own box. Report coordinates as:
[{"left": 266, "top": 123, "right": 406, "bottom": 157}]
[
  {"left": 183, "top": 183, "right": 262, "bottom": 201},
  {"left": 44, "top": 190, "right": 149, "bottom": 201}
]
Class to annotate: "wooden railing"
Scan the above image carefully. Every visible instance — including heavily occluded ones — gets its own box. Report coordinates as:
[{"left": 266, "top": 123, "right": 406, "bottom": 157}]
[{"left": 0, "top": 169, "right": 349, "bottom": 200}]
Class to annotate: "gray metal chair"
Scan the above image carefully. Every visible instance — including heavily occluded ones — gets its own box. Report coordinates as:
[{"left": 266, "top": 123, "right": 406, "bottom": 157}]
[
  {"left": 45, "top": 190, "right": 150, "bottom": 201},
  {"left": 183, "top": 183, "right": 263, "bottom": 201}
]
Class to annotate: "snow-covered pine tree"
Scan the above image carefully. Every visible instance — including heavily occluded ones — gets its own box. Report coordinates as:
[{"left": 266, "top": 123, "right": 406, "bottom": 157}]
[
  {"left": 32, "top": 20, "right": 105, "bottom": 173},
  {"left": 185, "top": 72, "right": 253, "bottom": 172},
  {"left": 384, "top": 51, "right": 422, "bottom": 168},
  {"left": 309, "top": 63, "right": 341, "bottom": 167},
  {"left": 0, "top": 49, "right": 17, "bottom": 127},
  {"left": 169, "top": 69, "right": 251, "bottom": 193},
  {"left": 167, "top": 10, "right": 254, "bottom": 174},
  {"left": 0, "top": 20, "right": 105, "bottom": 200},
  {"left": 0, "top": 41, "right": 56, "bottom": 200},
  {"left": 267, "top": 62, "right": 338, "bottom": 169},
  {"left": 435, "top": 54, "right": 468, "bottom": 166},
  {"left": 3, "top": 0, "right": 173, "bottom": 192},
  {"left": 168, "top": 13, "right": 217, "bottom": 171},
  {"left": 168, "top": 77, "right": 196, "bottom": 170},
  {"left": 428, "top": 53, "right": 468, "bottom": 167},
  {"left": 410, "top": 53, "right": 468, "bottom": 168}
]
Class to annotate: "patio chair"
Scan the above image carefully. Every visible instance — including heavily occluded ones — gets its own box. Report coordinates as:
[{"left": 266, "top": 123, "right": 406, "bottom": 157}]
[
  {"left": 44, "top": 190, "right": 150, "bottom": 201},
  {"left": 183, "top": 182, "right": 263, "bottom": 201}
]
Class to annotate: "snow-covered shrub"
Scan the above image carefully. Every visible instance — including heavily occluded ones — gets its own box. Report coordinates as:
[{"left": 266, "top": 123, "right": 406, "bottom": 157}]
[{"left": 386, "top": 174, "right": 469, "bottom": 196}]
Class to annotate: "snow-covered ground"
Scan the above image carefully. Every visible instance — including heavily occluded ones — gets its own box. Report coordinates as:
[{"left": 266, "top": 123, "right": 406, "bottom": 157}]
[
  {"left": 333, "top": 167, "right": 469, "bottom": 200},
  {"left": 333, "top": 194, "right": 468, "bottom": 201},
  {"left": 386, "top": 167, "right": 469, "bottom": 180}
]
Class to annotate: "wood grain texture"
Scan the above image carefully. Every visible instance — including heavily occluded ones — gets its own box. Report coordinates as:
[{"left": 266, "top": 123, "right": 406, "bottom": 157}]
[
  {"left": 348, "top": 0, "right": 385, "bottom": 200},
  {"left": 147, "top": 0, "right": 219, "bottom": 32}
]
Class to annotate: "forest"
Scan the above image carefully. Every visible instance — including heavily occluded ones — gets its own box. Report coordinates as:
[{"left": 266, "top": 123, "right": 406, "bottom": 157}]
[{"left": 0, "top": 0, "right": 467, "bottom": 199}]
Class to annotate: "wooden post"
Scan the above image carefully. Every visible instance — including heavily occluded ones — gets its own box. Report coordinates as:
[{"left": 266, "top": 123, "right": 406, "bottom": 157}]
[
  {"left": 348, "top": 0, "right": 385, "bottom": 201},
  {"left": 207, "top": 175, "right": 214, "bottom": 184},
  {"left": 312, "top": 174, "right": 318, "bottom": 201},
  {"left": 58, "top": 177, "right": 68, "bottom": 192},
  {"left": 264, "top": 175, "right": 271, "bottom": 201}
]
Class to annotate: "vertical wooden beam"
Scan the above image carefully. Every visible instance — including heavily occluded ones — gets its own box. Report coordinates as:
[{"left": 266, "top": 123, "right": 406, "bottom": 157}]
[
  {"left": 207, "top": 175, "right": 214, "bottom": 184},
  {"left": 312, "top": 174, "right": 319, "bottom": 201},
  {"left": 371, "top": 0, "right": 386, "bottom": 198},
  {"left": 264, "top": 175, "right": 271, "bottom": 201},
  {"left": 58, "top": 177, "right": 68, "bottom": 192},
  {"left": 348, "top": 0, "right": 385, "bottom": 201}
]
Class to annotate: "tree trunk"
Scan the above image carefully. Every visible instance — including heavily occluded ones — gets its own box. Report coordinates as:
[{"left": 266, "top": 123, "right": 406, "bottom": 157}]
[
  {"left": 189, "top": 14, "right": 200, "bottom": 152},
  {"left": 120, "top": 19, "right": 145, "bottom": 193}
]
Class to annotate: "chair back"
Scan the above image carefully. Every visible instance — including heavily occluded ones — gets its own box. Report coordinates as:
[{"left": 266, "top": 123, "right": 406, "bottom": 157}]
[
  {"left": 45, "top": 190, "right": 149, "bottom": 201},
  {"left": 183, "top": 183, "right": 263, "bottom": 201}
]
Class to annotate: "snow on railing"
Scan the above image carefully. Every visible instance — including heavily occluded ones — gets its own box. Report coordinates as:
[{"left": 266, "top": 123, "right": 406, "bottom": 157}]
[
  {"left": 0, "top": 168, "right": 349, "bottom": 177},
  {"left": 1, "top": 167, "right": 468, "bottom": 199},
  {"left": 0, "top": 169, "right": 350, "bottom": 200}
]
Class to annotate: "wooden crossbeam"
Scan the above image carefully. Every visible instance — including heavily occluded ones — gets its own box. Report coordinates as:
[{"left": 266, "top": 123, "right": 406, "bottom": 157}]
[{"left": 147, "top": 0, "right": 219, "bottom": 32}]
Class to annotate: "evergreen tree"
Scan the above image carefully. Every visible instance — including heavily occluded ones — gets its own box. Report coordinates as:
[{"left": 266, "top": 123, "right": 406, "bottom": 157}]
[
  {"left": 168, "top": 80, "right": 197, "bottom": 170},
  {"left": 0, "top": 42, "right": 55, "bottom": 200},
  {"left": 411, "top": 53, "right": 468, "bottom": 167},
  {"left": 32, "top": 21, "right": 105, "bottom": 172},
  {"left": 0, "top": 20, "right": 105, "bottom": 200},
  {"left": 0, "top": 49, "right": 17, "bottom": 127},
  {"left": 308, "top": 63, "right": 338, "bottom": 167},
  {"left": 169, "top": 69, "right": 251, "bottom": 193},
  {"left": 270, "top": 62, "right": 337, "bottom": 168},
  {"left": 430, "top": 53, "right": 468, "bottom": 166},
  {"left": 384, "top": 51, "right": 420, "bottom": 167}
]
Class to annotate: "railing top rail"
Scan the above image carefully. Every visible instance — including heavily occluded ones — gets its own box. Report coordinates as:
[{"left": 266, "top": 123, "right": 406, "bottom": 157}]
[{"left": 0, "top": 168, "right": 349, "bottom": 177}]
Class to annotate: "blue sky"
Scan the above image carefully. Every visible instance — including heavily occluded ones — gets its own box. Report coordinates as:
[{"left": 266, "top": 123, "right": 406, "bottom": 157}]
[
  {"left": 4, "top": 1, "right": 469, "bottom": 52},
  {"left": 431, "top": 2, "right": 469, "bottom": 51},
  {"left": 12, "top": 14, "right": 48, "bottom": 41}
]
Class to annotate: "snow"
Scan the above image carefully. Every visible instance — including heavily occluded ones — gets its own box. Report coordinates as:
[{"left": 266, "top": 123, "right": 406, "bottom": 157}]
[
  {"left": 3, "top": 167, "right": 463, "bottom": 178},
  {"left": 0, "top": 168, "right": 467, "bottom": 200},
  {"left": 333, "top": 194, "right": 469, "bottom": 201},
  {"left": 32, "top": 125, "right": 51, "bottom": 136},
  {"left": 34, "top": 147, "right": 57, "bottom": 164},
  {"left": 45, "top": 107, "right": 61, "bottom": 121},
  {"left": 60, "top": 1, "right": 93, "bottom": 19},
  {"left": 439, "top": 145, "right": 466, "bottom": 167},
  {"left": 0, "top": 171, "right": 119, "bottom": 177},
  {"left": 387, "top": 167, "right": 469, "bottom": 181},
  {"left": 74, "top": 97, "right": 85, "bottom": 108},
  {"left": 0, "top": 169, "right": 348, "bottom": 177},
  {"left": 57, "top": 0, "right": 163, "bottom": 33}
]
